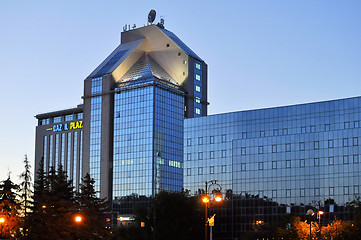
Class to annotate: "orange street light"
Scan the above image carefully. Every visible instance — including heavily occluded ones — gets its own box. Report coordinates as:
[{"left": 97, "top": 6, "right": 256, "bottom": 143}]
[
  {"left": 0, "top": 217, "right": 4, "bottom": 223},
  {"left": 75, "top": 215, "right": 82, "bottom": 223},
  {"left": 203, "top": 180, "right": 222, "bottom": 240},
  {"left": 318, "top": 210, "right": 325, "bottom": 232},
  {"left": 214, "top": 193, "right": 222, "bottom": 202},
  {"left": 202, "top": 196, "right": 210, "bottom": 203}
]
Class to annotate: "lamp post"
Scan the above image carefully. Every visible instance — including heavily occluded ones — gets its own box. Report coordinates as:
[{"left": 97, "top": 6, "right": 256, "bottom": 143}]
[
  {"left": 0, "top": 216, "right": 5, "bottom": 238},
  {"left": 306, "top": 209, "right": 315, "bottom": 240},
  {"left": 203, "top": 180, "right": 222, "bottom": 240},
  {"left": 317, "top": 210, "right": 324, "bottom": 239},
  {"left": 74, "top": 214, "right": 82, "bottom": 240}
]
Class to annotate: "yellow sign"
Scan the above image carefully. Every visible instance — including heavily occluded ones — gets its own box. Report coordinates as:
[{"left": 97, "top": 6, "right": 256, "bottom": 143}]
[
  {"left": 48, "top": 120, "right": 83, "bottom": 132},
  {"left": 209, "top": 214, "right": 215, "bottom": 226},
  {"left": 70, "top": 121, "right": 83, "bottom": 130}
]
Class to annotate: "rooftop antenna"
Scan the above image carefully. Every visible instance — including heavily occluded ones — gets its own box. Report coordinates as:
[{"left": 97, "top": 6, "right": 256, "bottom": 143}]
[
  {"left": 157, "top": 16, "right": 165, "bottom": 29},
  {"left": 148, "top": 10, "right": 156, "bottom": 25}
]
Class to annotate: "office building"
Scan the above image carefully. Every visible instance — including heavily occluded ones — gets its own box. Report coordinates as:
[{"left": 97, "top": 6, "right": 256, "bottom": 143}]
[
  {"left": 34, "top": 16, "right": 361, "bottom": 239},
  {"left": 35, "top": 23, "right": 207, "bottom": 202}
]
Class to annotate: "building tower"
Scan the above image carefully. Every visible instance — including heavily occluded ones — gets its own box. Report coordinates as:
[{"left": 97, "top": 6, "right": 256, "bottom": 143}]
[
  {"left": 80, "top": 23, "right": 207, "bottom": 207},
  {"left": 35, "top": 22, "right": 207, "bottom": 212}
]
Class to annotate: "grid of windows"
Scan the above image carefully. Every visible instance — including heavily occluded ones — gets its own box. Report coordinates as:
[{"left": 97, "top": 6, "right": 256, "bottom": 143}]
[
  {"left": 194, "top": 61, "right": 202, "bottom": 117},
  {"left": 61, "top": 133, "right": 65, "bottom": 167},
  {"left": 43, "top": 136, "right": 47, "bottom": 172},
  {"left": 113, "top": 82, "right": 184, "bottom": 199},
  {"left": 185, "top": 96, "right": 361, "bottom": 212},
  {"left": 67, "top": 132, "right": 72, "bottom": 180},
  {"left": 49, "top": 135, "right": 53, "bottom": 170},
  {"left": 89, "top": 77, "right": 102, "bottom": 194},
  {"left": 73, "top": 132, "right": 78, "bottom": 189}
]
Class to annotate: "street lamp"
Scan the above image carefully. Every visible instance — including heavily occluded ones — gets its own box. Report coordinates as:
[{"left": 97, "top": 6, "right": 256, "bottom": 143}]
[
  {"left": 317, "top": 210, "right": 324, "bottom": 226},
  {"left": 203, "top": 180, "right": 222, "bottom": 240},
  {"left": 0, "top": 216, "right": 5, "bottom": 238},
  {"left": 75, "top": 215, "right": 82, "bottom": 223},
  {"left": 306, "top": 209, "right": 315, "bottom": 240},
  {"left": 74, "top": 214, "right": 82, "bottom": 240},
  {"left": 317, "top": 210, "right": 324, "bottom": 239}
]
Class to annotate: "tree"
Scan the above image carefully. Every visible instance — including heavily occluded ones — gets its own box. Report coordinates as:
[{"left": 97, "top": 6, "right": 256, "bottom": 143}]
[
  {"left": 0, "top": 175, "right": 21, "bottom": 239},
  {"left": 25, "top": 164, "right": 77, "bottom": 240},
  {"left": 19, "top": 154, "right": 33, "bottom": 218},
  {"left": 150, "top": 190, "right": 203, "bottom": 240},
  {"left": 76, "top": 173, "right": 109, "bottom": 239}
]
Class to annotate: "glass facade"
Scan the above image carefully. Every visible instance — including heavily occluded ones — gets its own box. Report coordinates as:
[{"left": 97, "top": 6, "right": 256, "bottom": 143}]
[
  {"left": 184, "top": 96, "right": 361, "bottom": 237},
  {"left": 38, "top": 111, "right": 83, "bottom": 189},
  {"left": 89, "top": 77, "right": 102, "bottom": 194},
  {"left": 113, "top": 80, "right": 184, "bottom": 203}
]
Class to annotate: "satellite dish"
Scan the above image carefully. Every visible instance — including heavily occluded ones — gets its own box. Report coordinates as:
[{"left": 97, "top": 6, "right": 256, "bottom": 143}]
[{"left": 148, "top": 10, "right": 156, "bottom": 24}]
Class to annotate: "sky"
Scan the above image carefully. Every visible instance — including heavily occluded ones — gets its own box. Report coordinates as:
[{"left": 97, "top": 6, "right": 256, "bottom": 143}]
[{"left": 0, "top": 1, "right": 360, "bottom": 183}]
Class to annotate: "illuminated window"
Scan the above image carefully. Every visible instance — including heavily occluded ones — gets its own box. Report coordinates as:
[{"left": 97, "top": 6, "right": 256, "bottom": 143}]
[
  {"left": 187, "top": 168, "right": 191, "bottom": 176},
  {"left": 222, "top": 150, "right": 226, "bottom": 158},
  {"left": 195, "top": 86, "right": 201, "bottom": 92},
  {"left": 195, "top": 97, "right": 201, "bottom": 103},
  {"left": 195, "top": 108, "right": 201, "bottom": 115},
  {"left": 210, "top": 166, "right": 214, "bottom": 174},
  {"left": 210, "top": 151, "right": 215, "bottom": 159},
  {"left": 195, "top": 63, "right": 201, "bottom": 70},
  {"left": 195, "top": 74, "right": 201, "bottom": 81},
  {"left": 258, "top": 162, "right": 263, "bottom": 170},
  {"left": 210, "top": 136, "right": 215, "bottom": 144},
  {"left": 258, "top": 146, "right": 263, "bottom": 154},
  {"left": 222, "top": 165, "right": 226, "bottom": 173}
]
